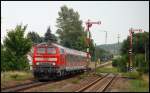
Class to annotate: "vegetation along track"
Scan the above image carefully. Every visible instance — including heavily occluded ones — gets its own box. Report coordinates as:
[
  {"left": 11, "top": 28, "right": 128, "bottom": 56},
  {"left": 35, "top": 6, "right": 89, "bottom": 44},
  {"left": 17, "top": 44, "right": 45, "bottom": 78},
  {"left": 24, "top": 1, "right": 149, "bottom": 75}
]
[{"left": 75, "top": 73, "right": 118, "bottom": 92}]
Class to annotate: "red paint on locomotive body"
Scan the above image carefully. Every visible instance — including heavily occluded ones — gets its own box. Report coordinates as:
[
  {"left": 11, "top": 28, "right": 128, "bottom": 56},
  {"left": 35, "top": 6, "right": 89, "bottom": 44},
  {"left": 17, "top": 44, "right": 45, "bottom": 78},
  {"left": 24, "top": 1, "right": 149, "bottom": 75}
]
[
  {"left": 33, "top": 43, "right": 59, "bottom": 67},
  {"left": 32, "top": 43, "right": 88, "bottom": 79}
]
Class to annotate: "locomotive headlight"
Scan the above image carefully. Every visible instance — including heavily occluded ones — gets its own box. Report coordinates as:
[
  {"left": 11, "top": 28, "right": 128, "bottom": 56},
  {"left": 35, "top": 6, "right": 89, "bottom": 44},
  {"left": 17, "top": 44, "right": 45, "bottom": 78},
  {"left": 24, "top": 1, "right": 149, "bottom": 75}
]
[
  {"left": 52, "top": 62, "right": 56, "bottom": 66},
  {"left": 35, "top": 58, "right": 44, "bottom": 61},
  {"left": 48, "top": 58, "right": 57, "bottom": 61},
  {"left": 36, "top": 62, "right": 40, "bottom": 65}
]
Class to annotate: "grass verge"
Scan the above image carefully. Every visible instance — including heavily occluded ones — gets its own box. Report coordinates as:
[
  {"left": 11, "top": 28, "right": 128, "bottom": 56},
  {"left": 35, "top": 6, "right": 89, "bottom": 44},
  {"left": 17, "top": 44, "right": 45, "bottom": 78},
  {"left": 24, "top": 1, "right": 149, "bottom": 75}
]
[
  {"left": 128, "top": 78, "right": 149, "bottom": 92},
  {"left": 1, "top": 71, "right": 33, "bottom": 81},
  {"left": 95, "top": 67, "right": 118, "bottom": 74},
  {"left": 67, "top": 77, "right": 81, "bottom": 84},
  {"left": 1, "top": 71, "right": 33, "bottom": 88},
  {"left": 121, "top": 71, "right": 149, "bottom": 92},
  {"left": 121, "top": 71, "right": 141, "bottom": 79}
]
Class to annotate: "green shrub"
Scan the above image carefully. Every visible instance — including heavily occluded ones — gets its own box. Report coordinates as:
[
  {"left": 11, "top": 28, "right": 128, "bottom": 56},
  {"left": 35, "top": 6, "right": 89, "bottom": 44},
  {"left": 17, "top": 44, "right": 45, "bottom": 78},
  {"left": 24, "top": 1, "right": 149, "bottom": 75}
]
[
  {"left": 1, "top": 49, "right": 30, "bottom": 71},
  {"left": 112, "top": 59, "right": 118, "bottom": 67},
  {"left": 135, "top": 54, "right": 149, "bottom": 74},
  {"left": 114, "top": 55, "right": 128, "bottom": 72}
]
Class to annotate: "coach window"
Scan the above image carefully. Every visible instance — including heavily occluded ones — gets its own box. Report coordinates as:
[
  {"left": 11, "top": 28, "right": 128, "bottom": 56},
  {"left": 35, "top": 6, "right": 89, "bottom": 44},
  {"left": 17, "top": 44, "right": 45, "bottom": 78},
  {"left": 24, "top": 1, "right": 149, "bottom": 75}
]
[
  {"left": 77, "top": 56, "right": 79, "bottom": 62},
  {"left": 68, "top": 54, "right": 70, "bottom": 62},
  {"left": 80, "top": 56, "right": 82, "bottom": 62},
  {"left": 74, "top": 55, "right": 77, "bottom": 62},
  {"left": 66, "top": 54, "right": 69, "bottom": 62},
  {"left": 75, "top": 56, "right": 77, "bottom": 62},
  {"left": 76, "top": 55, "right": 78, "bottom": 62},
  {"left": 73, "top": 55, "right": 75, "bottom": 62},
  {"left": 77, "top": 56, "right": 80, "bottom": 62},
  {"left": 72, "top": 55, "right": 74, "bottom": 62},
  {"left": 71, "top": 55, "right": 74, "bottom": 62},
  {"left": 68, "top": 54, "right": 71, "bottom": 62},
  {"left": 79, "top": 56, "right": 81, "bottom": 62},
  {"left": 60, "top": 49, "right": 65, "bottom": 54}
]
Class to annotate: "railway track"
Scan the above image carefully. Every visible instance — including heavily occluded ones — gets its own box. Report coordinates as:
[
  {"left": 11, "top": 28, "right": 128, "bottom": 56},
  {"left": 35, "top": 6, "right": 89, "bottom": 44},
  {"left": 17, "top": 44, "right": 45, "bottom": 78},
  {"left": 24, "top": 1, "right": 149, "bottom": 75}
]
[
  {"left": 1, "top": 64, "right": 114, "bottom": 92},
  {"left": 1, "top": 80, "right": 52, "bottom": 92},
  {"left": 1, "top": 72, "right": 84, "bottom": 92},
  {"left": 75, "top": 73, "right": 118, "bottom": 92}
]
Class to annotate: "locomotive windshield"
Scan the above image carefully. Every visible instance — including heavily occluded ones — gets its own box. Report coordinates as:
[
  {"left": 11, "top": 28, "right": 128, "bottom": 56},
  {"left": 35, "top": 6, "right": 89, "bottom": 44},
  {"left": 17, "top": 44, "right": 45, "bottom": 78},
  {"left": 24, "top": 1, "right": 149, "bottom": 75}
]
[
  {"left": 47, "top": 47, "right": 56, "bottom": 54},
  {"left": 37, "top": 47, "right": 45, "bottom": 53},
  {"left": 36, "top": 47, "right": 56, "bottom": 54}
]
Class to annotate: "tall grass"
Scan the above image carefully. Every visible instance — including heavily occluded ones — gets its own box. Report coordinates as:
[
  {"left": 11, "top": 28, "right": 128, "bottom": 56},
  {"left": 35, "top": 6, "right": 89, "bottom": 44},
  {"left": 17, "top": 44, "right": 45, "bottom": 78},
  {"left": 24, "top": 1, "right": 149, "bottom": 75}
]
[
  {"left": 121, "top": 71, "right": 141, "bottom": 79},
  {"left": 129, "top": 79, "right": 149, "bottom": 92},
  {"left": 96, "top": 67, "right": 118, "bottom": 74},
  {"left": 122, "top": 71, "right": 149, "bottom": 92},
  {"left": 1, "top": 71, "right": 33, "bottom": 81}
]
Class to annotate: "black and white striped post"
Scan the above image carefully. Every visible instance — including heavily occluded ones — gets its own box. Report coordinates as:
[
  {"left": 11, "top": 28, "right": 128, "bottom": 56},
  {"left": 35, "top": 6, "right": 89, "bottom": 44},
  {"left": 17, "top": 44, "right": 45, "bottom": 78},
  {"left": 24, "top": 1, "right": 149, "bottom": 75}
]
[
  {"left": 128, "top": 49, "right": 132, "bottom": 71},
  {"left": 128, "top": 28, "right": 143, "bottom": 72}
]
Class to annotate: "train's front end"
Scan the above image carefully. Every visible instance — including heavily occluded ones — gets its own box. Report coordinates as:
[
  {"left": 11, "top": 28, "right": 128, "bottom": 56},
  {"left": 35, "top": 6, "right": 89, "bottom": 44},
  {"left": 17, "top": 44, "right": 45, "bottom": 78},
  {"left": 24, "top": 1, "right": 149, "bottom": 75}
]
[{"left": 32, "top": 43, "right": 59, "bottom": 80}]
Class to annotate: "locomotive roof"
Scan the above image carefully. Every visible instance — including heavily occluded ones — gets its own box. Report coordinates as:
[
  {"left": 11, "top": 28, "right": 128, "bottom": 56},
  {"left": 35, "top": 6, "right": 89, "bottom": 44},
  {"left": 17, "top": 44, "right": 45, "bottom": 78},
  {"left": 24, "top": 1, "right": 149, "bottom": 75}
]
[
  {"left": 52, "top": 43, "right": 87, "bottom": 57},
  {"left": 35, "top": 42, "right": 87, "bottom": 57}
]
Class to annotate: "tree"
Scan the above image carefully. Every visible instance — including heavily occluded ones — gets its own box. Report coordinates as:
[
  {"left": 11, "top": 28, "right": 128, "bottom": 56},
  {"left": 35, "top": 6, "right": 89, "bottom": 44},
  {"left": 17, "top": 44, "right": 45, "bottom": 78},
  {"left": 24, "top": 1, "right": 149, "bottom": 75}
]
[
  {"left": 27, "top": 31, "right": 43, "bottom": 44},
  {"left": 119, "top": 32, "right": 149, "bottom": 73},
  {"left": 121, "top": 32, "right": 149, "bottom": 55},
  {"left": 89, "top": 39, "right": 96, "bottom": 61},
  {"left": 135, "top": 54, "right": 149, "bottom": 73},
  {"left": 120, "top": 37, "right": 130, "bottom": 55},
  {"left": 95, "top": 46, "right": 110, "bottom": 58},
  {"left": 44, "top": 26, "right": 57, "bottom": 43},
  {"left": 1, "top": 43, "right": 6, "bottom": 71},
  {"left": 56, "top": 5, "right": 87, "bottom": 51},
  {"left": 2, "top": 24, "right": 32, "bottom": 71}
]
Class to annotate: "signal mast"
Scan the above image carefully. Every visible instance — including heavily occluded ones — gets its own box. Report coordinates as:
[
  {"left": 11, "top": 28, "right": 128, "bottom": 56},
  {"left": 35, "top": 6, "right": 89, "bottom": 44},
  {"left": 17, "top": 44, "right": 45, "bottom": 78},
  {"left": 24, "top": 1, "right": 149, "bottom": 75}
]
[
  {"left": 85, "top": 19, "right": 101, "bottom": 69},
  {"left": 128, "top": 28, "right": 143, "bottom": 71}
]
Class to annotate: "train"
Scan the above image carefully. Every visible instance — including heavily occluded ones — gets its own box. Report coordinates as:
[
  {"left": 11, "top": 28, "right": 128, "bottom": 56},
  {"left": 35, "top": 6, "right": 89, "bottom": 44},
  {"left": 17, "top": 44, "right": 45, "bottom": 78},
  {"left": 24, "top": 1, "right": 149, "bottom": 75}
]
[{"left": 32, "top": 43, "right": 88, "bottom": 80}]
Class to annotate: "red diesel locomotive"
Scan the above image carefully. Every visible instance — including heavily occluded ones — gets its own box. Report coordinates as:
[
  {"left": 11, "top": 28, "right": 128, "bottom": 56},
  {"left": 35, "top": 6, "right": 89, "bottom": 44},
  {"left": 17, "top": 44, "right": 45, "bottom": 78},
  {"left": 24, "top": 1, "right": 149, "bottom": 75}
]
[{"left": 32, "top": 43, "right": 88, "bottom": 80}]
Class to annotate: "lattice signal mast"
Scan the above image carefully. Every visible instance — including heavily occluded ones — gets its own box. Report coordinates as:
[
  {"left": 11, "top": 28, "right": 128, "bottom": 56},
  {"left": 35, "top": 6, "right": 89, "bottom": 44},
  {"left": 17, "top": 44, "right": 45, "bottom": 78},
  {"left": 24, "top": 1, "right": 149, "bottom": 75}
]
[
  {"left": 128, "top": 28, "right": 143, "bottom": 71},
  {"left": 85, "top": 19, "right": 101, "bottom": 66}
]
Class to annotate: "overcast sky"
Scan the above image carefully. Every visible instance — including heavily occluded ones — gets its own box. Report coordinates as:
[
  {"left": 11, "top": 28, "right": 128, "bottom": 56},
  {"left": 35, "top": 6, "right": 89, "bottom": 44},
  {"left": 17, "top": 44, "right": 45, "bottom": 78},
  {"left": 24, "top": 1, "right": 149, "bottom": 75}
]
[{"left": 1, "top": 1, "right": 149, "bottom": 45}]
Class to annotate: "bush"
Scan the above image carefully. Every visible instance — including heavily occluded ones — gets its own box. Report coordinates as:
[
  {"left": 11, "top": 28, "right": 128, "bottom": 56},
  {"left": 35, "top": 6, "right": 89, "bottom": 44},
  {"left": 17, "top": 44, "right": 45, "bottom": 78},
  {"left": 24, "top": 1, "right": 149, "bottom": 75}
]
[
  {"left": 1, "top": 49, "right": 29, "bottom": 71},
  {"left": 112, "top": 55, "right": 128, "bottom": 72},
  {"left": 118, "top": 56, "right": 128, "bottom": 72},
  {"left": 112, "top": 59, "right": 118, "bottom": 67},
  {"left": 135, "top": 54, "right": 149, "bottom": 74}
]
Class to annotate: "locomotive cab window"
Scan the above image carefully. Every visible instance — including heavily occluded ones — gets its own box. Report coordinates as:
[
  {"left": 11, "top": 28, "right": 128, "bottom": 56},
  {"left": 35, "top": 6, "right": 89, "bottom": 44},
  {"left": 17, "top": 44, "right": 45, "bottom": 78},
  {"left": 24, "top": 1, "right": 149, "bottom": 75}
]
[
  {"left": 47, "top": 47, "right": 56, "bottom": 54},
  {"left": 60, "top": 49, "right": 65, "bottom": 54},
  {"left": 37, "top": 47, "right": 45, "bottom": 54}
]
